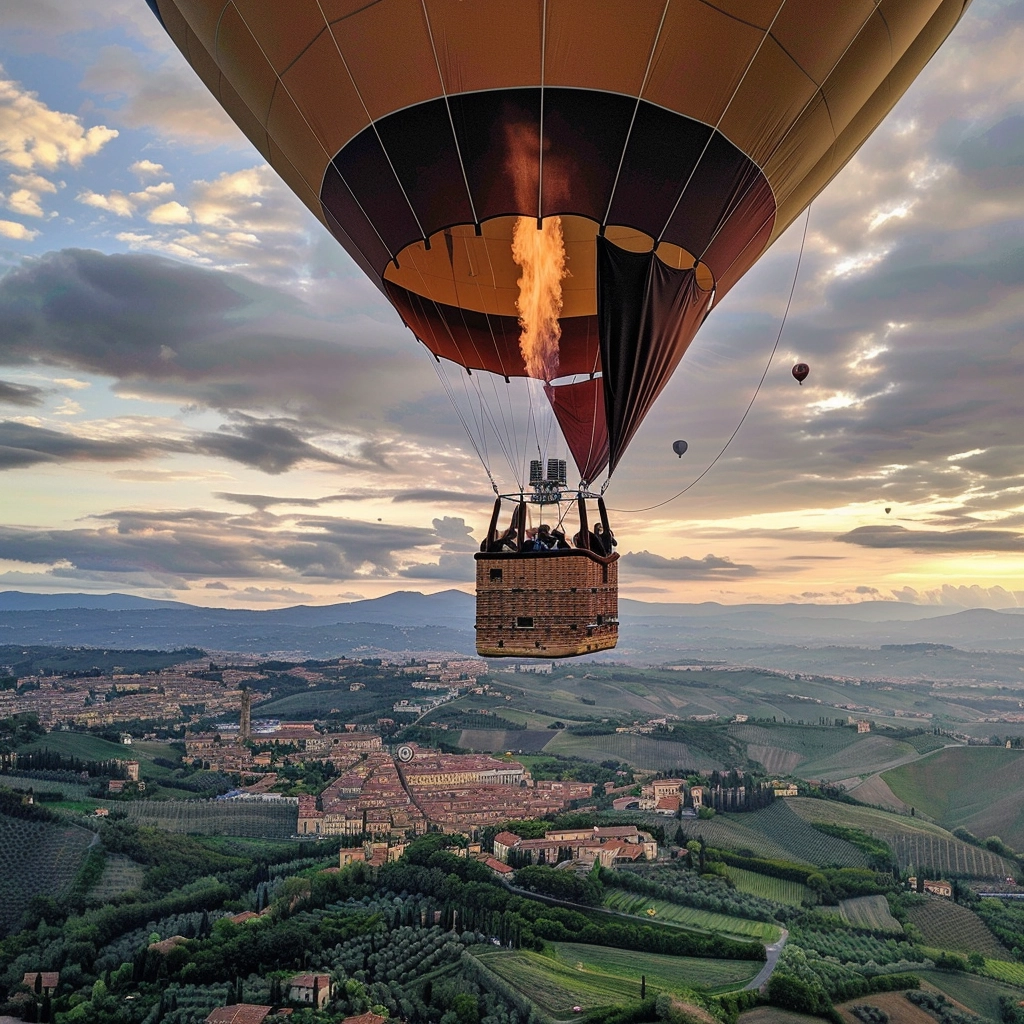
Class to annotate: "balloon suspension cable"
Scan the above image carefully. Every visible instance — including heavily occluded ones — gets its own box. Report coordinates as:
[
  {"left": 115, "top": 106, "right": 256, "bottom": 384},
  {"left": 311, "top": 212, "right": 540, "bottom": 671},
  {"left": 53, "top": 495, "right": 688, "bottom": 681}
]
[
  {"left": 608, "top": 203, "right": 811, "bottom": 515},
  {"left": 423, "top": 344, "right": 500, "bottom": 494}
]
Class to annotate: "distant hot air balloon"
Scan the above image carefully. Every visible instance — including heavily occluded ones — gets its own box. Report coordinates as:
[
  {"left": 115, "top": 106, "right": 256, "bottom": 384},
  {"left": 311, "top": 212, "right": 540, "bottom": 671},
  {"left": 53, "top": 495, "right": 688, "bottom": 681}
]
[
  {"left": 146, "top": 0, "right": 971, "bottom": 657},
  {"left": 885, "top": 507, "right": 892, "bottom": 514},
  {"left": 792, "top": 363, "right": 810, "bottom": 385},
  {"left": 672, "top": 440, "right": 689, "bottom": 458}
]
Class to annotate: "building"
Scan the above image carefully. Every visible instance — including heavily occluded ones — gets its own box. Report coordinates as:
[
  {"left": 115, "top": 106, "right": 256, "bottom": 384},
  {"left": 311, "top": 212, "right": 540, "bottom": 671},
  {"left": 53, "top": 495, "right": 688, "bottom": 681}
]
[
  {"left": 857, "top": 720, "right": 871, "bottom": 733},
  {"left": 907, "top": 877, "right": 953, "bottom": 898},
  {"left": 496, "top": 825, "right": 657, "bottom": 866},
  {"left": 288, "top": 972, "right": 331, "bottom": 1009},
  {"left": 204, "top": 1007, "right": 272, "bottom": 1024},
  {"left": 21, "top": 973, "right": 59, "bottom": 996}
]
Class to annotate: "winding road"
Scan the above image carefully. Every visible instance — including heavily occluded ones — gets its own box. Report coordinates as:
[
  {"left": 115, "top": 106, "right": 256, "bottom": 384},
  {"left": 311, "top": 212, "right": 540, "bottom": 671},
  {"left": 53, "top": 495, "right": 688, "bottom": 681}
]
[{"left": 745, "top": 928, "right": 788, "bottom": 991}]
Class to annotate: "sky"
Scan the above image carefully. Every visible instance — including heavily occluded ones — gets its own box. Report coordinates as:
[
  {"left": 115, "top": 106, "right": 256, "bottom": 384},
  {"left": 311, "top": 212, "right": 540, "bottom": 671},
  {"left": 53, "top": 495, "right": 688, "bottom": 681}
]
[{"left": 0, "top": 0, "right": 1022, "bottom": 610}]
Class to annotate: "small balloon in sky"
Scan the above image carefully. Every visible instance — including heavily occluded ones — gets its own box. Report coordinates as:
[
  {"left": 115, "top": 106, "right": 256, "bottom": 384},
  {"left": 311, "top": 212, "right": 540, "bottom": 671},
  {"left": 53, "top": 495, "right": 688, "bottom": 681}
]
[
  {"left": 672, "top": 440, "right": 689, "bottom": 458},
  {"left": 884, "top": 507, "right": 891, "bottom": 514},
  {"left": 792, "top": 363, "right": 810, "bottom": 385}
]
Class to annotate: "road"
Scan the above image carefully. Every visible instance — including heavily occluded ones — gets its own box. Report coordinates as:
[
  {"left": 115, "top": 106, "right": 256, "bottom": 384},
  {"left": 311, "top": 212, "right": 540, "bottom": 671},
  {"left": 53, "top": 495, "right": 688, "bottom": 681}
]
[{"left": 745, "top": 928, "right": 788, "bottom": 991}]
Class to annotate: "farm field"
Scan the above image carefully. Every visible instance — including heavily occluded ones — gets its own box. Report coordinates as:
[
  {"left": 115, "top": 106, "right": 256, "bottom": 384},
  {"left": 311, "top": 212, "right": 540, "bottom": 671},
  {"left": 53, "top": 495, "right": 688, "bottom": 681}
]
[
  {"left": 845, "top": 773, "right": 909, "bottom": 812},
  {"left": 603, "top": 890, "right": 780, "bottom": 943},
  {"left": 883, "top": 747, "right": 1024, "bottom": 851},
  {"left": 679, "top": 815, "right": 811, "bottom": 865},
  {"left": 982, "top": 959, "right": 1024, "bottom": 986},
  {"left": 0, "top": 813, "right": 93, "bottom": 935},
  {"left": 839, "top": 895, "right": 903, "bottom": 933},
  {"left": 0, "top": 771, "right": 94, "bottom": 802},
  {"left": 727, "top": 867, "right": 810, "bottom": 907},
  {"left": 543, "top": 731, "right": 724, "bottom": 771},
  {"left": 739, "top": 1008, "right": 830, "bottom": 1024},
  {"left": 905, "top": 895, "right": 1006, "bottom": 957},
  {"left": 796, "top": 735, "right": 922, "bottom": 782},
  {"left": 121, "top": 798, "right": 298, "bottom": 838},
  {"left": 785, "top": 798, "right": 1016, "bottom": 878},
  {"left": 916, "top": 970, "right": 1024, "bottom": 1018},
  {"left": 835, "top": 991, "right": 941, "bottom": 1024},
  {"left": 472, "top": 944, "right": 757, "bottom": 1016},
  {"left": 88, "top": 853, "right": 145, "bottom": 902},
  {"left": 730, "top": 723, "right": 859, "bottom": 762},
  {"left": 457, "top": 729, "right": 554, "bottom": 753},
  {"left": 723, "top": 801, "right": 869, "bottom": 868},
  {"left": 549, "top": 942, "right": 760, "bottom": 993},
  {"left": 24, "top": 731, "right": 140, "bottom": 762}
]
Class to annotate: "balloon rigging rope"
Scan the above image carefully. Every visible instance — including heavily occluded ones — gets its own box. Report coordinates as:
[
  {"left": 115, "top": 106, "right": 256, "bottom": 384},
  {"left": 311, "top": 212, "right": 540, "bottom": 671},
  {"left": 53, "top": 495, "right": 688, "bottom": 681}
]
[{"left": 607, "top": 203, "right": 811, "bottom": 515}]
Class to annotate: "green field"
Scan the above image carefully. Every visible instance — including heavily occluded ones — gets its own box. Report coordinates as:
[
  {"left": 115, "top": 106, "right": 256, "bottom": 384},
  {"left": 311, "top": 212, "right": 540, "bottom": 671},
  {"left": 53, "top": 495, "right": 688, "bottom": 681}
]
[
  {"left": 603, "top": 890, "right": 780, "bottom": 943},
  {"left": 0, "top": 813, "right": 94, "bottom": 934},
  {"left": 883, "top": 747, "right": 1024, "bottom": 851},
  {"left": 982, "top": 959, "right": 1024, "bottom": 987},
  {"left": 472, "top": 943, "right": 758, "bottom": 1015},
  {"left": 905, "top": 895, "right": 1007, "bottom": 958},
  {"left": 838, "top": 895, "right": 903, "bottom": 933},
  {"left": 916, "top": 970, "right": 1024, "bottom": 1017},
  {"left": 25, "top": 732, "right": 137, "bottom": 762},
  {"left": 711, "top": 801, "right": 869, "bottom": 868},
  {"left": 680, "top": 815, "right": 813, "bottom": 865},
  {"left": 121, "top": 798, "right": 298, "bottom": 838},
  {"left": 88, "top": 853, "right": 145, "bottom": 902},
  {"left": 785, "top": 798, "right": 1016, "bottom": 878},
  {"left": 544, "top": 731, "right": 725, "bottom": 771},
  {"left": 727, "top": 867, "right": 810, "bottom": 907}
]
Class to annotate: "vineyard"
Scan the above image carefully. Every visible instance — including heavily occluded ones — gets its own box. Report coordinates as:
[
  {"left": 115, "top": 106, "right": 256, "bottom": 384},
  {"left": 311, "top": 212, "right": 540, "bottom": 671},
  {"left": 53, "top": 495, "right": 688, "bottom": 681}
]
[
  {"left": 88, "top": 853, "right": 146, "bottom": 902},
  {"left": 679, "top": 816, "right": 809, "bottom": 864},
  {"left": 734, "top": 801, "right": 870, "bottom": 868},
  {"left": 982, "top": 959, "right": 1024, "bottom": 986},
  {"left": 727, "top": 867, "right": 810, "bottom": 907},
  {"left": 121, "top": 799, "right": 297, "bottom": 838},
  {"left": 0, "top": 813, "right": 93, "bottom": 934},
  {"left": 785, "top": 798, "right": 1016, "bottom": 878},
  {"left": 602, "top": 890, "right": 780, "bottom": 943},
  {"left": 838, "top": 896, "right": 903, "bottom": 934},
  {"left": 905, "top": 896, "right": 1007, "bottom": 958}
]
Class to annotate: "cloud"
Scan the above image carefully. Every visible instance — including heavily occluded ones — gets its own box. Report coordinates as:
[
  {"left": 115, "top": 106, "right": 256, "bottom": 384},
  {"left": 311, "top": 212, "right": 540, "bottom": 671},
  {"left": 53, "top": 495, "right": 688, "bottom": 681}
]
[
  {"left": 193, "top": 419, "right": 373, "bottom": 476},
  {"left": 0, "top": 508, "right": 439, "bottom": 583},
  {"left": 0, "top": 418, "right": 178, "bottom": 469},
  {"left": 0, "top": 381, "right": 44, "bottom": 406},
  {"left": 240, "top": 586, "right": 314, "bottom": 603},
  {"left": 837, "top": 524, "right": 1024, "bottom": 553},
  {"left": 0, "top": 218, "right": 38, "bottom": 240},
  {"left": 0, "top": 248, "right": 418, "bottom": 432},
  {"left": 621, "top": 551, "right": 759, "bottom": 579},
  {"left": 893, "top": 584, "right": 1024, "bottom": 609},
  {"left": 79, "top": 44, "right": 242, "bottom": 147},
  {"left": 0, "top": 67, "right": 117, "bottom": 172},
  {"left": 130, "top": 159, "right": 164, "bottom": 178}
]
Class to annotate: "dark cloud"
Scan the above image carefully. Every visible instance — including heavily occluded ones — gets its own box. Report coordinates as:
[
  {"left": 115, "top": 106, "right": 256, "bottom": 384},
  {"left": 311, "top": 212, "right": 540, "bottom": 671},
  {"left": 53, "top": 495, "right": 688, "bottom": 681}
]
[
  {"left": 399, "top": 517, "right": 479, "bottom": 581},
  {"left": 0, "top": 381, "right": 45, "bottom": 407},
  {"left": 837, "top": 524, "right": 1024, "bottom": 553},
  {"left": 0, "top": 249, "right": 419, "bottom": 427},
  {"left": 0, "top": 508, "right": 438, "bottom": 582},
  {"left": 0, "top": 419, "right": 178, "bottom": 469},
  {"left": 621, "top": 551, "right": 758, "bottom": 579},
  {"left": 193, "top": 420, "right": 370, "bottom": 475}
]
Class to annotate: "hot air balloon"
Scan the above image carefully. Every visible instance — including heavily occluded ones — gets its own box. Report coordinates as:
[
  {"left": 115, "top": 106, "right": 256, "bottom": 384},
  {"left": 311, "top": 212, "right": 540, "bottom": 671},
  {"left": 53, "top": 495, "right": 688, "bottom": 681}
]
[
  {"left": 672, "top": 440, "right": 689, "bottom": 458},
  {"left": 885, "top": 507, "right": 892, "bottom": 514},
  {"left": 792, "top": 363, "right": 810, "bottom": 385},
  {"left": 146, "top": 0, "right": 970, "bottom": 657}
]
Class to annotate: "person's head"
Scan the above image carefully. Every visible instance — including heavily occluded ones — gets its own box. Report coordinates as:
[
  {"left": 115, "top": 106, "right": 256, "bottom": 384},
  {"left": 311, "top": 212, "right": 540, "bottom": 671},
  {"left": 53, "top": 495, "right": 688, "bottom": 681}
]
[
  {"left": 538, "top": 524, "right": 551, "bottom": 535},
  {"left": 595, "top": 523, "right": 604, "bottom": 534}
]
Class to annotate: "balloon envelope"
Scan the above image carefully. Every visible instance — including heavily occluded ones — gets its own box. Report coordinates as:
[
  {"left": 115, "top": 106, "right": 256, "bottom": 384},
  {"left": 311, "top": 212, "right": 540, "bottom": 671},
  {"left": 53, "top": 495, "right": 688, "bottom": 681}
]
[
  {"left": 145, "top": 0, "right": 970, "bottom": 480},
  {"left": 792, "top": 363, "right": 810, "bottom": 384},
  {"left": 672, "top": 440, "right": 689, "bottom": 458},
  {"left": 885, "top": 508, "right": 892, "bottom": 514}
]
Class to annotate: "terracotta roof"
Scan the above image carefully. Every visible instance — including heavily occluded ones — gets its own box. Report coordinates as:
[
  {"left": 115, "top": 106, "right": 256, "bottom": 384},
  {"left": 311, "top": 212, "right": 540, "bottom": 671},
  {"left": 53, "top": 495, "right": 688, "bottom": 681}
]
[
  {"left": 148, "top": 935, "right": 188, "bottom": 955},
  {"left": 288, "top": 973, "right": 330, "bottom": 990},
  {"left": 204, "top": 1005, "right": 272, "bottom": 1024},
  {"left": 493, "top": 831, "right": 521, "bottom": 847},
  {"left": 484, "top": 856, "right": 514, "bottom": 874},
  {"left": 22, "top": 973, "right": 59, "bottom": 990}
]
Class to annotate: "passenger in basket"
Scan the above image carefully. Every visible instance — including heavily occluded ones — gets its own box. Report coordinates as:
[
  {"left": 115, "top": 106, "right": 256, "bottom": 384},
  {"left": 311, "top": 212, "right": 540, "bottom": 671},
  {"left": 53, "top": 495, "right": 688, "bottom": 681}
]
[
  {"left": 488, "top": 524, "right": 519, "bottom": 552},
  {"left": 550, "top": 526, "right": 571, "bottom": 550},
  {"left": 593, "top": 522, "right": 617, "bottom": 556}
]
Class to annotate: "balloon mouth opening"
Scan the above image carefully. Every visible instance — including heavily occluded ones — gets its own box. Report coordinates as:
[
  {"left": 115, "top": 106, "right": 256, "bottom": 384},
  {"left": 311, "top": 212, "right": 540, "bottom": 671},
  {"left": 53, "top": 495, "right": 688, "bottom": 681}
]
[{"left": 384, "top": 213, "right": 716, "bottom": 326}]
